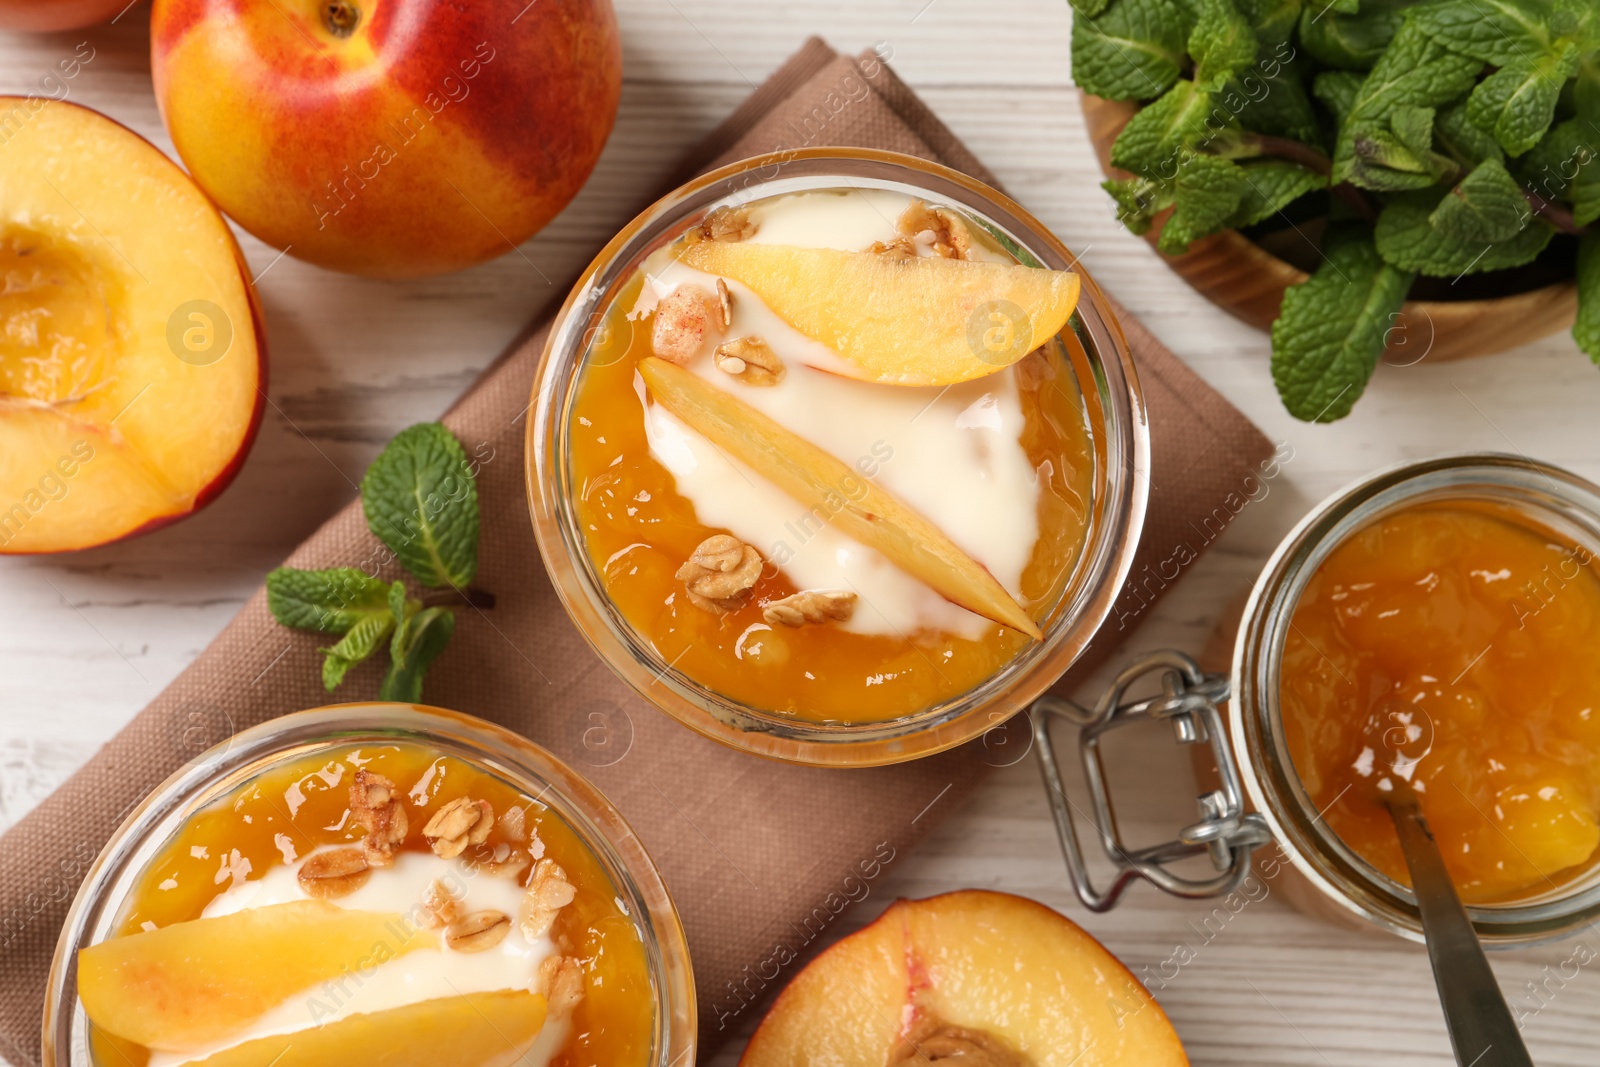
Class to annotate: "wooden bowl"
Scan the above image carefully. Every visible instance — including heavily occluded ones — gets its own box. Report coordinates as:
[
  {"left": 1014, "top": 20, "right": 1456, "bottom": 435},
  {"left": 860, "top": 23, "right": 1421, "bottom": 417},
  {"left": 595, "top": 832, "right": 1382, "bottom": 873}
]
[{"left": 1080, "top": 94, "right": 1578, "bottom": 362}]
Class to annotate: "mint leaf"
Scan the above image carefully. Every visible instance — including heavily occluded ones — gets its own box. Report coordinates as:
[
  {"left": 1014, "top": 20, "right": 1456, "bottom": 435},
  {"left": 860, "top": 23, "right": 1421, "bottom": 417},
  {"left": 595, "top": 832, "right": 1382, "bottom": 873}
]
[
  {"left": 1577, "top": 51, "right": 1600, "bottom": 123},
  {"left": 1233, "top": 62, "right": 1320, "bottom": 144},
  {"left": 361, "top": 422, "right": 480, "bottom": 590},
  {"left": 1346, "top": 118, "right": 1456, "bottom": 191},
  {"left": 1578, "top": 231, "right": 1600, "bottom": 362},
  {"left": 266, "top": 566, "right": 392, "bottom": 634},
  {"left": 1229, "top": 159, "right": 1328, "bottom": 226},
  {"left": 1314, "top": 69, "right": 1366, "bottom": 127},
  {"left": 380, "top": 606, "right": 456, "bottom": 703},
  {"left": 322, "top": 607, "right": 398, "bottom": 691},
  {"left": 1110, "top": 80, "right": 1216, "bottom": 177},
  {"left": 388, "top": 577, "right": 413, "bottom": 626},
  {"left": 1435, "top": 101, "right": 1506, "bottom": 168},
  {"left": 1553, "top": 0, "right": 1600, "bottom": 43},
  {"left": 1271, "top": 232, "right": 1414, "bottom": 422},
  {"left": 1069, "top": 0, "right": 1113, "bottom": 16},
  {"left": 1190, "top": 0, "right": 1258, "bottom": 89},
  {"left": 1103, "top": 176, "right": 1174, "bottom": 234},
  {"left": 1332, "top": 19, "right": 1483, "bottom": 183},
  {"left": 1170, "top": 0, "right": 1206, "bottom": 36},
  {"left": 1516, "top": 116, "right": 1600, "bottom": 225},
  {"left": 1388, "top": 104, "right": 1435, "bottom": 159},
  {"left": 1071, "top": 0, "right": 1188, "bottom": 101},
  {"left": 1411, "top": 0, "right": 1563, "bottom": 67},
  {"left": 1575, "top": 145, "right": 1600, "bottom": 226},
  {"left": 1158, "top": 155, "right": 1250, "bottom": 253},
  {"left": 1467, "top": 43, "right": 1583, "bottom": 157},
  {"left": 1360, "top": 21, "right": 1485, "bottom": 105},
  {"left": 1429, "top": 158, "right": 1531, "bottom": 243},
  {"left": 1236, "top": 0, "right": 1302, "bottom": 47},
  {"left": 1299, "top": 0, "right": 1409, "bottom": 71},
  {"left": 1375, "top": 198, "right": 1554, "bottom": 276}
]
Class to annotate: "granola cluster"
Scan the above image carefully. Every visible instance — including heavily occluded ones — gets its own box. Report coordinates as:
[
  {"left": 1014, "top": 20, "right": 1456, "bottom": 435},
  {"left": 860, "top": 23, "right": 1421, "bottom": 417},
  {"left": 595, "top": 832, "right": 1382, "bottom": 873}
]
[
  {"left": 698, "top": 205, "right": 758, "bottom": 243},
  {"left": 676, "top": 534, "right": 764, "bottom": 614},
  {"left": 650, "top": 280, "right": 733, "bottom": 365},
  {"left": 295, "top": 845, "right": 371, "bottom": 898},
  {"left": 869, "top": 199, "right": 975, "bottom": 261},
  {"left": 350, "top": 770, "right": 408, "bottom": 866},
  {"left": 422, "top": 796, "right": 495, "bottom": 859},
  {"left": 763, "top": 590, "right": 857, "bottom": 628},
  {"left": 714, "top": 335, "right": 784, "bottom": 385}
]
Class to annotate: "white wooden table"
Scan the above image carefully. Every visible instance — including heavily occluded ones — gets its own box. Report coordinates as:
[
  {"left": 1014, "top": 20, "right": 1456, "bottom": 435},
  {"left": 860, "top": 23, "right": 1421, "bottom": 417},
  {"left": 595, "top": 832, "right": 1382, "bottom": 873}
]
[{"left": 4, "top": 3, "right": 1600, "bottom": 1064}]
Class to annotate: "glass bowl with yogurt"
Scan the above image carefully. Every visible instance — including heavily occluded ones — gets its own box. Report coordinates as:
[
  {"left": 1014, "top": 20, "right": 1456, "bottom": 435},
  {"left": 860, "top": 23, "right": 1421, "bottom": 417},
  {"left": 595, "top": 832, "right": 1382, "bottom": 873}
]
[
  {"left": 43, "top": 704, "right": 695, "bottom": 1067},
  {"left": 528, "top": 149, "right": 1147, "bottom": 766}
]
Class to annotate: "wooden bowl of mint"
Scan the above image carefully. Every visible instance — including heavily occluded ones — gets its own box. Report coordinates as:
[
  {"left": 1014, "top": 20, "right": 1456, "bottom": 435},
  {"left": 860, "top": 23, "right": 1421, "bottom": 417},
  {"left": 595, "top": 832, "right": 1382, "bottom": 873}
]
[{"left": 1071, "top": 0, "right": 1597, "bottom": 422}]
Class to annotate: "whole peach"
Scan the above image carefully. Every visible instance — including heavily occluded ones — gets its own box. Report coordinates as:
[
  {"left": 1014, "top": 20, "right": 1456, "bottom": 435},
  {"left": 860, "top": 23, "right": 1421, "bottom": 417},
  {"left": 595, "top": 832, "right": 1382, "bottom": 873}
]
[{"left": 151, "top": 0, "right": 622, "bottom": 277}]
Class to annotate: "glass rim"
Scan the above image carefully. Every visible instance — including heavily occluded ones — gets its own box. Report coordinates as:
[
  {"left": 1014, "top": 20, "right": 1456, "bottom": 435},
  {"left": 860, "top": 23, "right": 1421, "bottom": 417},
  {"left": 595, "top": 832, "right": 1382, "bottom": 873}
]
[
  {"left": 40, "top": 702, "right": 697, "bottom": 1067},
  {"left": 1232, "top": 452, "right": 1600, "bottom": 945},
  {"left": 525, "top": 147, "right": 1150, "bottom": 767}
]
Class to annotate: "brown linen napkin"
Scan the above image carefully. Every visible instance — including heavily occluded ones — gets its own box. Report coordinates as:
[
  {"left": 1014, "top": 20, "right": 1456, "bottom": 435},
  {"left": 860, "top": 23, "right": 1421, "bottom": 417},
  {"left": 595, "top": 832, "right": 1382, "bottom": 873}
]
[{"left": 0, "top": 39, "right": 1274, "bottom": 1066}]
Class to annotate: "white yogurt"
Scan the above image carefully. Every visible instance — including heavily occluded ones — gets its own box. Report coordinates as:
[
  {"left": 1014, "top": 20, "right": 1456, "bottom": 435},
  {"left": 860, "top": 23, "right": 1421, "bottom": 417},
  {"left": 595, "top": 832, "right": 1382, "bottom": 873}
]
[
  {"left": 148, "top": 846, "right": 564, "bottom": 1067},
  {"left": 629, "top": 190, "right": 1042, "bottom": 638}
]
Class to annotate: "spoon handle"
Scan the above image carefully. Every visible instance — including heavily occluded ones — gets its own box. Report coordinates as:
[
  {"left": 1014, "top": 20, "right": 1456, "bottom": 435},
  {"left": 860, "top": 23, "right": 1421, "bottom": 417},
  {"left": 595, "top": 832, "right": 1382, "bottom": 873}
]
[{"left": 1388, "top": 799, "right": 1535, "bottom": 1067}]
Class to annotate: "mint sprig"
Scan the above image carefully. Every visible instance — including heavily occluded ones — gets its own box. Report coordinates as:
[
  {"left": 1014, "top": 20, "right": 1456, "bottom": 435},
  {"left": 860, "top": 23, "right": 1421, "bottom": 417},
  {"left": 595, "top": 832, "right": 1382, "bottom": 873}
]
[
  {"left": 1076, "top": 0, "right": 1600, "bottom": 419},
  {"left": 265, "top": 422, "right": 484, "bottom": 701}
]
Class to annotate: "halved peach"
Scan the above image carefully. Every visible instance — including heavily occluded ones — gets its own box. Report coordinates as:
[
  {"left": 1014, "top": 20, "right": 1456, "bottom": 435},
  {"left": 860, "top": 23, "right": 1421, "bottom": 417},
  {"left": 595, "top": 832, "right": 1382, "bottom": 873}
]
[
  {"left": 0, "top": 98, "right": 264, "bottom": 554},
  {"left": 77, "top": 900, "right": 436, "bottom": 1051},
  {"left": 679, "top": 241, "right": 1078, "bottom": 386},
  {"left": 741, "top": 890, "right": 1188, "bottom": 1067},
  {"left": 171, "top": 991, "right": 548, "bottom": 1067},
  {"left": 639, "top": 358, "right": 1041, "bottom": 639}
]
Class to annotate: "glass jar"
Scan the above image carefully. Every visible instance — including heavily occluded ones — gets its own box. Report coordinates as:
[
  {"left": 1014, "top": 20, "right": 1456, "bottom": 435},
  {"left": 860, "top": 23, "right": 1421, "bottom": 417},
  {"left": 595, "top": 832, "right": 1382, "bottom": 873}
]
[
  {"left": 41, "top": 703, "right": 696, "bottom": 1067},
  {"left": 526, "top": 147, "right": 1148, "bottom": 767},
  {"left": 1034, "top": 453, "right": 1600, "bottom": 946}
]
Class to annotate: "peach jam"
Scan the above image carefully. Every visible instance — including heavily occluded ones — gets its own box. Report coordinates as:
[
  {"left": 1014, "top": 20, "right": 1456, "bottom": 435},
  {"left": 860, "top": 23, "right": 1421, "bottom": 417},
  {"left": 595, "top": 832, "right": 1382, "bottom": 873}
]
[
  {"left": 79, "top": 743, "right": 654, "bottom": 1067},
  {"left": 565, "top": 188, "right": 1095, "bottom": 724},
  {"left": 1281, "top": 502, "right": 1600, "bottom": 903}
]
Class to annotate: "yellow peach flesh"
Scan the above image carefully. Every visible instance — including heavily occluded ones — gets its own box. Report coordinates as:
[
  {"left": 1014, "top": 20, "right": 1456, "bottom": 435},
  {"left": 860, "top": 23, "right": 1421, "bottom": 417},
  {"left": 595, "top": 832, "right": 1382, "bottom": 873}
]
[
  {"left": 77, "top": 900, "right": 436, "bottom": 1052},
  {"left": 680, "top": 241, "right": 1079, "bottom": 386}
]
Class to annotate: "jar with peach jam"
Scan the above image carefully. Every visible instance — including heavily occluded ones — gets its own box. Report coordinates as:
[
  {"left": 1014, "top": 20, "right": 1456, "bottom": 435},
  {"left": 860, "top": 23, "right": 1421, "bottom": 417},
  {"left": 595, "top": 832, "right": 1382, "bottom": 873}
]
[
  {"left": 1236, "top": 454, "right": 1600, "bottom": 941},
  {"left": 43, "top": 705, "right": 695, "bottom": 1067},
  {"left": 1035, "top": 454, "right": 1600, "bottom": 944},
  {"left": 528, "top": 149, "right": 1148, "bottom": 767}
]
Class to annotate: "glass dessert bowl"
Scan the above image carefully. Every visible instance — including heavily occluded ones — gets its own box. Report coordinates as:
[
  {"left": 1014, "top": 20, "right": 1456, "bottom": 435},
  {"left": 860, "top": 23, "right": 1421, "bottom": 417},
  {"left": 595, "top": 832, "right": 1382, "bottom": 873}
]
[
  {"left": 528, "top": 149, "right": 1147, "bottom": 766},
  {"left": 43, "top": 704, "right": 695, "bottom": 1067}
]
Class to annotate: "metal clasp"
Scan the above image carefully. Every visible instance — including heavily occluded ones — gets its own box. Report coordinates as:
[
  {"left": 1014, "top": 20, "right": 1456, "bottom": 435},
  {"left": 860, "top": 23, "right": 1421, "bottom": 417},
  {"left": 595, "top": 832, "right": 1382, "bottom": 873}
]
[{"left": 1031, "top": 649, "right": 1273, "bottom": 912}]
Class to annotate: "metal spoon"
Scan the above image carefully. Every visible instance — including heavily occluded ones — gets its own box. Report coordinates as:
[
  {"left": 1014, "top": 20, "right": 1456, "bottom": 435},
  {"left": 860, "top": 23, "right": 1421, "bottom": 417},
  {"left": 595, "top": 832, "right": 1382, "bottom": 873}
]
[{"left": 1385, "top": 795, "right": 1535, "bottom": 1067}]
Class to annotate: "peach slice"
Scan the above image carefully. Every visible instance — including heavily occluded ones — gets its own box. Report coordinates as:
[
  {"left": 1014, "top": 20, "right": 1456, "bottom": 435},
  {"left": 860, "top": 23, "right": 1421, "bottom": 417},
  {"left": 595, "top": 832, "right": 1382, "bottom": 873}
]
[
  {"left": 77, "top": 900, "right": 436, "bottom": 1051},
  {"left": 171, "top": 991, "right": 549, "bottom": 1067},
  {"left": 638, "top": 358, "right": 1042, "bottom": 639},
  {"left": 679, "top": 240, "right": 1079, "bottom": 386},
  {"left": 0, "top": 98, "right": 264, "bottom": 554},
  {"left": 741, "top": 890, "right": 1188, "bottom": 1067}
]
